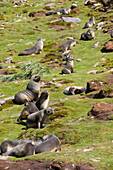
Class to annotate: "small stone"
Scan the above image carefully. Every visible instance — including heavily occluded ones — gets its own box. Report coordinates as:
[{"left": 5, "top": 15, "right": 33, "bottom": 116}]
[{"left": 76, "top": 58, "right": 82, "bottom": 62}]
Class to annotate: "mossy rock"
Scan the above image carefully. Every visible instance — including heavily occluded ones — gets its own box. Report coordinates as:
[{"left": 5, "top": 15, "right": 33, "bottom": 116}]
[{"left": 108, "top": 114, "right": 113, "bottom": 120}]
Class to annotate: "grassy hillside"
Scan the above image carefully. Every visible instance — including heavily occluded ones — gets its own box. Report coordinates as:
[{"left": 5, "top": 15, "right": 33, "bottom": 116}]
[{"left": 0, "top": 0, "right": 113, "bottom": 169}]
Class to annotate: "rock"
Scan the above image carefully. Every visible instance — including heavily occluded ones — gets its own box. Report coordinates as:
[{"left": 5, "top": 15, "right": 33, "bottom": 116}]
[
  {"left": 92, "top": 42, "right": 99, "bottom": 48},
  {"left": 76, "top": 58, "right": 82, "bottom": 62},
  {"left": 93, "top": 62, "right": 100, "bottom": 67},
  {"left": 101, "top": 40, "right": 113, "bottom": 52},
  {"left": 6, "top": 43, "right": 15, "bottom": 47},
  {"left": 100, "top": 57, "right": 106, "bottom": 61},
  {"left": 4, "top": 57, "right": 13, "bottom": 63},
  {"left": 85, "top": 80, "right": 107, "bottom": 94},
  {"left": 61, "top": 17, "right": 81, "bottom": 24},
  {"left": 87, "top": 70, "right": 98, "bottom": 74},
  {"left": 0, "top": 96, "right": 14, "bottom": 106},
  {"left": 45, "top": 3, "right": 55, "bottom": 10},
  {"left": 88, "top": 102, "right": 113, "bottom": 120}
]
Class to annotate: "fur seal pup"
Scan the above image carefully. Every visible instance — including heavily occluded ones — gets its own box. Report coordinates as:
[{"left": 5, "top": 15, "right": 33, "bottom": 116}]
[
  {"left": 17, "top": 101, "right": 39, "bottom": 122},
  {"left": 45, "top": 7, "right": 70, "bottom": 16},
  {"left": 61, "top": 39, "right": 76, "bottom": 52},
  {"left": 71, "top": 2, "right": 78, "bottom": 9},
  {"left": 62, "top": 50, "right": 71, "bottom": 61},
  {"left": 84, "top": 0, "right": 96, "bottom": 6},
  {"left": 83, "top": 16, "right": 95, "bottom": 29},
  {"left": 13, "top": 75, "right": 41, "bottom": 105},
  {"left": 35, "top": 90, "right": 49, "bottom": 110},
  {"left": 80, "top": 29, "right": 95, "bottom": 40},
  {"left": 45, "top": 2, "right": 77, "bottom": 16},
  {"left": 26, "top": 107, "right": 54, "bottom": 129},
  {"left": 2, "top": 142, "right": 35, "bottom": 157},
  {"left": 18, "top": 38, "right": 45, "bottom": 56},
  {"left": 61, "top": 55, "right": 74, "bottom": 74},
  {"left": 64, "top": 86, "right": 85, "bottom": 95},
  {"left": 35, "top": 135, "right": 61, "bottom": 154}
]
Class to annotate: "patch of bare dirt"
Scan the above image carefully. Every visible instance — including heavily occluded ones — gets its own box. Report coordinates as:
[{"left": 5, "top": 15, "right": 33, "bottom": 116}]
[
  {"left": 29, "top": 12, "right": 45, "bottom": 17},
  {"left": 50, "top": 25, "right": 67, "bottom": 31},
  {"left": 0, "top": 160, "right": 95, "bottom": 170},
  {"left": 0, "top": 70, "right": 8, "bottom": 75},
  {"left": 105, "top": 74, "right": 113, "bottom": 84}
]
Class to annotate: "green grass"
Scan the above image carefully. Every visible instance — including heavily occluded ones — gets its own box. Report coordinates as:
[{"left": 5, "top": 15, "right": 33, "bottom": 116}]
[{"left": 0, "top": 0, "right": 113, "bottom": 169}]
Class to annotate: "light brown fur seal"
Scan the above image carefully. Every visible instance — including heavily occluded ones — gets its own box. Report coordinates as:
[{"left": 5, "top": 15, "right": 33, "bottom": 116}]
[
  {"left": 17, "top": 101, "right": 39, "bottom": 122},
  {"left": 80, "top": 29, "right": 95, "bottom": 40},
  {"left": 61, "top": 55, "right": 74, "bottom": 74},
  {"left": 35, "top": 135, "right": 61, "bottom": 154},
  {"left": 18, "top": 38, "right": 45, "bottom": 56},
  {"left": 13, "top": 75, "right": 41, "bottom": 105}
]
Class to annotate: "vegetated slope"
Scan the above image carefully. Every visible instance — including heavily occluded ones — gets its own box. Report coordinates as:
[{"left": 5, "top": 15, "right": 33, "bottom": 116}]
[{"left": 0, "top": 0, "right": 113, "bottom": 169}]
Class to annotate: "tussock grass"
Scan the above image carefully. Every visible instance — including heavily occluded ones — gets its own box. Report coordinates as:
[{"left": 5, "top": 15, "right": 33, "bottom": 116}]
[{"left": 0, "top": 61, "right": 50, "bottom": 81}]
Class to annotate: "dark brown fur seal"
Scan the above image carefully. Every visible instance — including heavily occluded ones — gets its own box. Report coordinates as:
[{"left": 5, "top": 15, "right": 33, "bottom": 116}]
[{"left": 35, "top": 90, "right": 49, "bottom": 110}]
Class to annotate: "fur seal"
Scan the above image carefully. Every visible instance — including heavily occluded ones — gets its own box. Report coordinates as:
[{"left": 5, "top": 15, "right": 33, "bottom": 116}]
[
  {"left": 71, "top": 2, "right": 78, "bottom": 9},
  {"left": 26, "top": 107, "right": 54, "bottom": 129},
  {"left": 17, "top": 101, "right": 39, "bottom": 122},
  {"left": 80, "top": 29, "right": 95, "bottom": 40},
  {"left": 61, "top": 39, "right": 76, "bottom": 53},
  {"left": 2, "top": 142, "right": 35, "bottom": 157},
  {"left": 64, "top": 86, "right": 85, "bottom": 95},
  {"left": 18, "top": 38, "right": 45, "bottom": 56},
  {"left": 35, "top": 135, "right": 61, "bottom": 154},
  {"left": 83, "top": 16, "right": 95, "bottom": 29},
  {"left": 61, "top": 55, "right": 74, "bottom": 74},
  {"left": 0, "top": 139, "right": 34, "bottom": 154},
  {"left": 13, "top": 75, "right": 41, "bottom": 105},
  {"left": 35, "top": 90, "right": 49, "bottom": 110},
  {"left": 62, "top": 50, "right": 71, "bottom": 61},
  {"left": 0, "top": 135, "right": 60, "bottom": 157},
  {"left": 45, "top": 2, "right": 77, "bottom": 16}
]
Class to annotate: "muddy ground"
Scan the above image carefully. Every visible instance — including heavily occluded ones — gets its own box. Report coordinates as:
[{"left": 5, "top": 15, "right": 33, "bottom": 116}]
[{"left": 0, "top": 160, "right": 95, "bottom": 170}]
